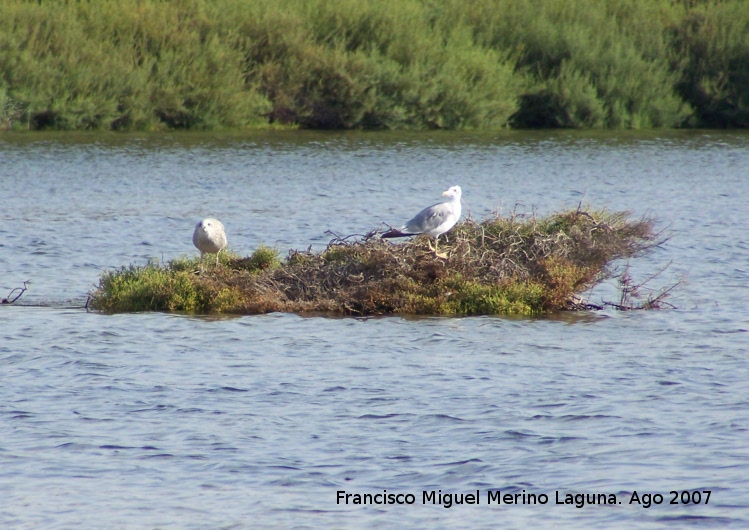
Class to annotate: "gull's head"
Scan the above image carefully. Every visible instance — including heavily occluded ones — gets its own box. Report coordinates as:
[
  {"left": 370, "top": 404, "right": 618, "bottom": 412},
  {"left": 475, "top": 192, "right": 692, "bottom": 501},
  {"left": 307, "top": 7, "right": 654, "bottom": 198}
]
[
  {"left": 197, "top": 218, "right": 223, "bottom": 233},
  {"left": 442, "top": 185, "right": 462, "bottom": 200}
]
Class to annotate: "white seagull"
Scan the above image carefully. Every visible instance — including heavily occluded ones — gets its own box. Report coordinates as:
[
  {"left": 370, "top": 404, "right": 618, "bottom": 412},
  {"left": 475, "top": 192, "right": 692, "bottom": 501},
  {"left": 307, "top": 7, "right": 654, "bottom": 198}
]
[
  {"left": 193, "top": 218, "right": 228, "bottom": 267},
  {"left": 381, "top": 185, "right": 462, "bottom": 258}
]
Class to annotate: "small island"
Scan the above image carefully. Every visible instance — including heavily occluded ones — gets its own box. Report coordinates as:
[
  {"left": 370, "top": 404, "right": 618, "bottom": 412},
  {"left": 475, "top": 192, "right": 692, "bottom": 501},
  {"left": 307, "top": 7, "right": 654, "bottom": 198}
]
[{"left": 89, "top": 206, "right": 672, "bottom": 316}]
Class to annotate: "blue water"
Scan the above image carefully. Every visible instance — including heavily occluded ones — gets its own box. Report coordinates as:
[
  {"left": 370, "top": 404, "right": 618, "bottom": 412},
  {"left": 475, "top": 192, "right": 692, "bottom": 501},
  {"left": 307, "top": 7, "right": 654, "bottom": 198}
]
[{"left": 1, "top": 130, "right": 748, "bottom": 528}]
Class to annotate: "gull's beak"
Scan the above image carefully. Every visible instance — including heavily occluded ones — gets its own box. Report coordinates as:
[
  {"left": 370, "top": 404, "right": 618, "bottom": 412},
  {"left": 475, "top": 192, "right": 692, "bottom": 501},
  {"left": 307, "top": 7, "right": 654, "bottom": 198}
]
[{"left": 442, "top": 190, "right": 450, "bottom": 197}]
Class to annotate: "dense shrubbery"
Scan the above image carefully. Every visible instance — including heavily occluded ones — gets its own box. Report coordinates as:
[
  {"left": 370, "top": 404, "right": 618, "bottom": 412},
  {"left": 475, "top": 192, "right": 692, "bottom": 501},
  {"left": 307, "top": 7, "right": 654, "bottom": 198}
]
[{"left": 0, "top": 0, "right": 746, "bottom": 131}]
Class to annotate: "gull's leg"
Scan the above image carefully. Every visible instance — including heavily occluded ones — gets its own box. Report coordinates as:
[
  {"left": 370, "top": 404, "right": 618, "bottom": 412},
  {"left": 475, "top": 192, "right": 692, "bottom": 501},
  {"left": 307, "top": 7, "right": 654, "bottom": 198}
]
[{"left": 434, "top": 237, "right": 448, "bottom": 259}]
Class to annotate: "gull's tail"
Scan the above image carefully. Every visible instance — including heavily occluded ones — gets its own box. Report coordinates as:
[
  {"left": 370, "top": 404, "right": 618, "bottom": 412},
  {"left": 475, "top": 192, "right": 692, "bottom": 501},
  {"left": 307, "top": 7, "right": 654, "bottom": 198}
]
[{"left": 381, "top": 228, "right": 412, "bottom": 239}]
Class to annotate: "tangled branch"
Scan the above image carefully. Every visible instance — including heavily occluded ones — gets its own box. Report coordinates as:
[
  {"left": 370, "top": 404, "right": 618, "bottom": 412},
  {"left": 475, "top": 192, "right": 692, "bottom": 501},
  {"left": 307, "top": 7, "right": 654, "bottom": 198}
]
[{"left": 2, "top": 280, "right": 30, "bottom": 304}]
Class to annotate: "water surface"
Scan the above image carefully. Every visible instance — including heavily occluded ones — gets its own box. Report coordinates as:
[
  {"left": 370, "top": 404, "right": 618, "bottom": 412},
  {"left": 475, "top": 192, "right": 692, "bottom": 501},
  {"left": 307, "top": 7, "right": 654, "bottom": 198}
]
[{"left": 1, "top": 130, "right": 748, "bottom": 528}]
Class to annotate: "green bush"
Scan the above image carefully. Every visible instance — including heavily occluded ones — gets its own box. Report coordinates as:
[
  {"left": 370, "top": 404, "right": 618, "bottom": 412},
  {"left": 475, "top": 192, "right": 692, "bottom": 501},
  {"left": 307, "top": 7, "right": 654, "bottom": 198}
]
[
  {"left": 475, "top": 0, "right": 691, "bottom": 128},
  {"left": 672, "top": 2, "right": 749, "bottom": 127}
]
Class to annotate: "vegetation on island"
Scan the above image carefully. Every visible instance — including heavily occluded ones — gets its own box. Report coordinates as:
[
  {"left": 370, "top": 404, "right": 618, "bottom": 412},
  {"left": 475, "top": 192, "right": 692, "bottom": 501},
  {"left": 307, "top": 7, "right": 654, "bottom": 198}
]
[
  {"left": 89, "top": 207, "right": 672, "bottom": 316},
  {"left": 1, "top": 0, "right": 748, "bottom": 132}
]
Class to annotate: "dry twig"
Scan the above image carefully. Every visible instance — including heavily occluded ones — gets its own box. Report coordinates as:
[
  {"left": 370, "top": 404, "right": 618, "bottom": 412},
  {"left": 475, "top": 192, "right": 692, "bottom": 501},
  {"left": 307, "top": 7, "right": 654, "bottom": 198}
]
[{"left": 2, "top": 280, "right": 30, "bottom": 304}]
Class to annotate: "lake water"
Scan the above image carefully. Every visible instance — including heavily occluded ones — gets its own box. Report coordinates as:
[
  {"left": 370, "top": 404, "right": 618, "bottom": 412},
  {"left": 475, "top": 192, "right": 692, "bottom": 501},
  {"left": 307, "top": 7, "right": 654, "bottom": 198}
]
[{"left": 1, "top": 130, "right": 748, "bottom": 528}]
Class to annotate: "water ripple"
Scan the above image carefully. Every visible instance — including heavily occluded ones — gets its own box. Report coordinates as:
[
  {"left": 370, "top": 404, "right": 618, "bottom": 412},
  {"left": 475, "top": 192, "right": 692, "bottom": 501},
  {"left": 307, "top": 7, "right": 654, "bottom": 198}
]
[{"left": 1, "top": 132, "right": 749, "bottom": 528}]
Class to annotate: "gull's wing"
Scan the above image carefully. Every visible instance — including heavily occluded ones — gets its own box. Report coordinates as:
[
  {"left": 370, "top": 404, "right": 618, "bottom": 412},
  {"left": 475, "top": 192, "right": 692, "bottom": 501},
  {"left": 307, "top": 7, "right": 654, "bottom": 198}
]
[{"left": 404, "top": 201, "right": 453, "bottom": 235}]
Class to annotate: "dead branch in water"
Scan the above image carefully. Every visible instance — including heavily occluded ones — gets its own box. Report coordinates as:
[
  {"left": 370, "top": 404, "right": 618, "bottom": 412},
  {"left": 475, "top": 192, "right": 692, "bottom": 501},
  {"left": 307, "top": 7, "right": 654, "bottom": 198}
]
[
  {"left": 2, "top": 280, "right": 30, "bottom": 304},
  {"left": 603, "top": 262, "right": 680, "bottom": 310}
]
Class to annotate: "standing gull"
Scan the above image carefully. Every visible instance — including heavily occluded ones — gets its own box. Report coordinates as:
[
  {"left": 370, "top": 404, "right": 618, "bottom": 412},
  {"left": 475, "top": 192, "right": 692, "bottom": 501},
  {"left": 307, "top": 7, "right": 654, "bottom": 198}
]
[
  {"left": 193, "top": 218, "right": 228, "bottom": 267},
  {"left": 381, "top": 185, "right": 462, "bottom": 258}
]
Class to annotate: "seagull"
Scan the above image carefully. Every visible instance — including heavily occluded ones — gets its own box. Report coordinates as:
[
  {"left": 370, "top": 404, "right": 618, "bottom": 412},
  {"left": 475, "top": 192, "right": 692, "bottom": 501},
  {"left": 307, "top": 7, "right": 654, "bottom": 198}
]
[
  {"left": 381, "top": 185, "right": 462, "bottom": 258},
  {"left": 193, "top": 218, "right": 228, "bottom": 267}
]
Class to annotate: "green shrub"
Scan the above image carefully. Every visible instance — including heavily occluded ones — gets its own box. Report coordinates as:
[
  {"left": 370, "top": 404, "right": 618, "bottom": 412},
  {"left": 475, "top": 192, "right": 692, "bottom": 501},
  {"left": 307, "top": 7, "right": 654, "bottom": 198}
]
[
  {"left": 671, "top": 2, "right": 749, "bottom": 127},
  {"left": 92, "top": 262, "right": 211, "bottom": 312}
]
